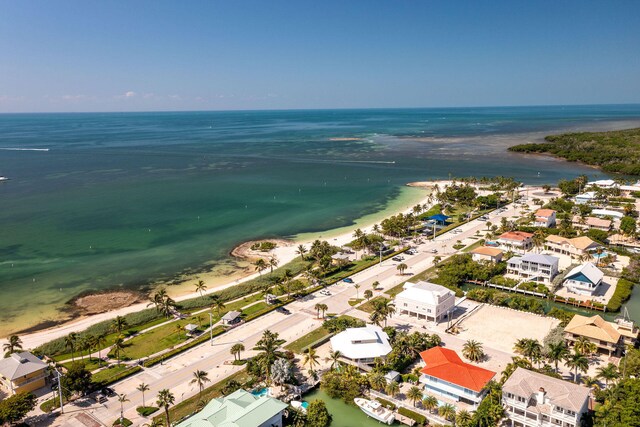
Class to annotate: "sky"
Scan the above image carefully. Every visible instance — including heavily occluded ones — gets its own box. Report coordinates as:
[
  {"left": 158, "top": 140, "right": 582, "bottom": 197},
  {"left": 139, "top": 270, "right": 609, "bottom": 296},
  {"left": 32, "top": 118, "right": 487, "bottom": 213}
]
[{"left": 1, "top": 0, "right": 639, "bottom": 112}]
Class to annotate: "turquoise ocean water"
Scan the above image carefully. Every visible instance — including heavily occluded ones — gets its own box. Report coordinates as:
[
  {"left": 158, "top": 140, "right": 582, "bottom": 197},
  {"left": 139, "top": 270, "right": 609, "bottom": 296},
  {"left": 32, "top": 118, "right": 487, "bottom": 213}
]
[{"left": 1, "top": 105, "right": 639, "bottom": 335}]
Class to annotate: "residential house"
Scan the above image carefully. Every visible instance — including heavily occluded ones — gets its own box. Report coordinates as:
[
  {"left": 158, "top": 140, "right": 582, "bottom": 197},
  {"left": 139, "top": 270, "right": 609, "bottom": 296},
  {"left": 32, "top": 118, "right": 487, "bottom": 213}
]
[
  {"left": 175, "top": 389, "right": 288, "bottom": 427},
  {"left": 497, "top": 231, "right": 534, "bottom": 253},
  {"left": 534, "top": 209, "right": 556, "bottom": 228},
  {"left": 471, "top": 246, "right": 504, "bottom": 263},
  {"left": 591, "top": 208, "right": 624, "bottom": 219},
  {"left": 0, "top": 352, "right": 49, "bottom": 395},
  {"left": 575, "top": 192, "right": 596, "bottom": 205},
  {"left": 419, "top": 347, "right": 496, "bottom": 408},
  {"left": 545, "top": 235, "right": 601, "bottom": 259},
  {"left": 564, "top": 314, "right": 639, "bottom": 356},
  {"left": 563, "top": 263, "right": 604, "bottom": 296},
  {"left": 394, "top": 281, "right": 455, "bottom": 323},
  {"left": 502, "top": 367, "right": 590, "bottom": 427},
  {"left": 330, "top": 325, "right": 392, "bottom": 364},
  {"left": 572, "top": 216, "right": 612, "bottom": 231},
  {"left": 507, "top": 254, "right": 559, "bottom": 283}
]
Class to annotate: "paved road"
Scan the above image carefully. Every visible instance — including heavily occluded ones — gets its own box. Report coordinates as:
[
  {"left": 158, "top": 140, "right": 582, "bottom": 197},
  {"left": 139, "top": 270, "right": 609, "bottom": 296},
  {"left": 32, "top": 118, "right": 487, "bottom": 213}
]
[{"left": 51, "top": 187, "right": 546, "bottom": 426}]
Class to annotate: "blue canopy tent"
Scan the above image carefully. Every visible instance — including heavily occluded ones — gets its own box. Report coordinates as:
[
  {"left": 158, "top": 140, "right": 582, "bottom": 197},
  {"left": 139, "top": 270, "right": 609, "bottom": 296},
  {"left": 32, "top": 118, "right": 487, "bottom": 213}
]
[{"left": 427, "top": 213, "right": 451, "bottom": 225}]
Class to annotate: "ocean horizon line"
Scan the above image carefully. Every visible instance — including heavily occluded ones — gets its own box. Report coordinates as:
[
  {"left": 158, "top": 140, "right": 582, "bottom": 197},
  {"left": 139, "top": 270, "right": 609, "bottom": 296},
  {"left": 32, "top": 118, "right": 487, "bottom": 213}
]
[{"left": 1, "top": 102, "right": 640, "bottom": 116}]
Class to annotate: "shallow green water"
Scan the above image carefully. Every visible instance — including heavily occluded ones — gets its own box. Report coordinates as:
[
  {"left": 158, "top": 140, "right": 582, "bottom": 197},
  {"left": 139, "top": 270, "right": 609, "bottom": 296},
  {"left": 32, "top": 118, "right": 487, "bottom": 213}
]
[{"left": 303, "top": 388, "right": 398, "bottom": 427}]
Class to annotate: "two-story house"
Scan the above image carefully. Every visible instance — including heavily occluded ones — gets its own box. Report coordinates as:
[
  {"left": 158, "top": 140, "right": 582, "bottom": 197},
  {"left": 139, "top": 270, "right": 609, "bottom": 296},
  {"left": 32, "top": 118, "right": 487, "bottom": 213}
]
[
  {"left": 497, "top": 231, "right": 534, "bottom": 254},
  {"left": 572, "top": 216, "right": 612, "bottom": 232},
  {"left": 507, "top": 253, "right": 559, "bottom": 284},
  {"left": 419, "top": 347, "right": 496, "bottom": 409},
  {"left": 545, "top": 235, "right": 601, "bottom": 259},
  {"left": 534, "top": 209, "right": 556, "bottom": 228},
  {"left": 395, "top": 281, "right": 455, "bottom": 323},
  {"left": 0, "top": 352, "right": 49, "bottom": 395},
  {"left": 502, "top": 367, "right": 590, "bottom": 427},
  {"left": 564, "top": 314, "right": 638, "bottom": 356},
  {"left": 563, "top": 263, "right": 604, "bottom": 296}
]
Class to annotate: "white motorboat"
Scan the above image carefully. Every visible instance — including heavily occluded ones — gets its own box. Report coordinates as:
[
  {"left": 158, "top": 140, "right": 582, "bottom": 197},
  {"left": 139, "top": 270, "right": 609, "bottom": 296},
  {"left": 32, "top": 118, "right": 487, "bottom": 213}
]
[
  {"left": 354, "top": 398, "right": 395, "bottom": 425},
  {"left": 0, "top": 176, "right": 8, "bottom": 182}
]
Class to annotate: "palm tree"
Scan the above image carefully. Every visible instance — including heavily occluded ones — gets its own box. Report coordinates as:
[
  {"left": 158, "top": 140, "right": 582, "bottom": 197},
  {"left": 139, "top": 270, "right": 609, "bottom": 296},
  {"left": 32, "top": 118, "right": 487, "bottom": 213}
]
[
  {"left": 565, "top": 350, "right": 589, "bottom": 383},
  {"left": 112, "top": 336, "right": 126, "bottom": 365},
  {"left": 137, "top": 382, "right": 150, "bottom": 408},
  {"left": 407, "top": 386, "right": 423, "bottom": 407},
  {"left": 326, "top": 350, "right": 342, "bottom": 371},
  {"left": 253, "top": 330, "right": 286, "bottom": 382},
  {"left": 596, "top": 363, "right": 619, "bottom": 387},
  {"left": 368, "top": 372, "right": 386, "bottom": 391},
  {"left": 314, "top": 303, "right": 323, "bottom": 319},
  {"left": 364, "top": 289, "right": 373, "bottom": 301},
  {"left": 112, "top": 316, "right": 128, "bottom": 335},
  {"left": 143, "top": 420, "right": 164, "bottom": 427},
  {"left": 396, "top": 263, "right": 408, "bottom": 275},
  {"left": 195, "top": 280, "right": 207, "bottom": 296},
  {"left": 117, "top": 394, "right": 129, "bottom": 425},
  {"left": 385, "top": 380, "right": 400, "bottom": 398},
  {"left": 462, "top": 340, "right": 484, "bottom": 362},
  {"left": 581, "top": 376, "right": 600, "bottom": 392},
  {"left": 65, "top": 333, "right": 77, "bottom": 361},
  {"left": 532, "top": 230, "right": 546, "bottom": 253},
  {"left": 317, "top": 303, "right": 328, "bottom": 318},
  {"left": 210, "top": 295, "right": 226, "bottom": 317},
  {"left": 354, "top": 283, "right": 360, "bottom": 299},
  {"left": 514, "top": 338, "right": 542, "bottom": 364},
  {"left": 95, "top": 333, "right": 107, "bottom": 366},
  {"left": 190, "top": 370, "right": 210, "bottom": 398},
  {"left": 254, "top": 258, "right": 267, "bottom": 276},
  {"left": 439, "top": 403, "right": 456, "bottom": 423},
  {"left": 156, "top": 389, "right": 175, "bottom": 427},
  {"left": 3, "top": 335, "right": 23, "bottom": 357},
  {"left": 269, "top": 255, "right": 279, "bottom": 275},
  {"left": 456, "top": 409, "right": 473, "bottom": 427},
  {"left": 574, "top": 336, "right": 597, "bottom": 357},
  {"left": 85, "top": 335, "right": 98, "bottom": 361},
  {"left": 546, "top": 342, "right": 569, "bottom": 372},
  {"left": 302, "top": 347, "right": 320, "bottom": 372},
  {"left": 296, "top": 244, "right": 307, "bottom": 260},
  {"left": 230, "top": 343, "right": 245, "bottom": 361},
  {"left": 422, "top": 395, "right": 438, "bottom": 413}
]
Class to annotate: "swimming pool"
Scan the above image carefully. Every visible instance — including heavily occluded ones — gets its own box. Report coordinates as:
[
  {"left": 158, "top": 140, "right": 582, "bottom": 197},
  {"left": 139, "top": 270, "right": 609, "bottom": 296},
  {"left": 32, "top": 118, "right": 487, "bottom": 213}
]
[{"left": 251, "top": 387, "right": 269, "bottom": 397}]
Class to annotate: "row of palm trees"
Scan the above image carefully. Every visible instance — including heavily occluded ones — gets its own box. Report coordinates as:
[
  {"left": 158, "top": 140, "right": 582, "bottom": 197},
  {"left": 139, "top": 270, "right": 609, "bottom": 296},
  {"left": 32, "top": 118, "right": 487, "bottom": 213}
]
[
  {"left": 63, "top": 315, "right": 131, "bottom": 364},
  {"left": 369, "top": 297, "right": 396, "bottom": 327}
]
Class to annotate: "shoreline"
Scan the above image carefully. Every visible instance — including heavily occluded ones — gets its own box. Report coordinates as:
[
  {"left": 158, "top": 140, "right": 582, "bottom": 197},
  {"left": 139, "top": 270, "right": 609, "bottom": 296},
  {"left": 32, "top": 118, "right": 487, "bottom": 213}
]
[{"left": 6, "top": 181, "right": 441, "bottom": 348}]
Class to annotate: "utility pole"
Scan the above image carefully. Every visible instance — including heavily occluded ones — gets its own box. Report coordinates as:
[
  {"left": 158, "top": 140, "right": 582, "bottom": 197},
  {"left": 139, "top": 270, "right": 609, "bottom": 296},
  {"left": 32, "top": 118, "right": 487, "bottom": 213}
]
[
  {"left": 209, "top": 313, "right": 214, "bottom": 346},
  {"left": 54, "top": 368, "right": 64, "bottom": 414}
]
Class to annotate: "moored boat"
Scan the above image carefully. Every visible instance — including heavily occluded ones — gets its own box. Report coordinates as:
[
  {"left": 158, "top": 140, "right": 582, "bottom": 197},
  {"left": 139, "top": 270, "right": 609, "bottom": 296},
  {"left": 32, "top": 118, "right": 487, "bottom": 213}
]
[{"left": 354, "top": 397, "right": 395, "bottom": 424}]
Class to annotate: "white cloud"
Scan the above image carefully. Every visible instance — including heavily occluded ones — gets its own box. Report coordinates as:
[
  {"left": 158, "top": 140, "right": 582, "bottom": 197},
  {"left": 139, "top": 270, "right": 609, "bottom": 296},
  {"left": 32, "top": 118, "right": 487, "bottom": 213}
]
[{"left": 125, "top": 91, "right": 137, "bottom": 98}]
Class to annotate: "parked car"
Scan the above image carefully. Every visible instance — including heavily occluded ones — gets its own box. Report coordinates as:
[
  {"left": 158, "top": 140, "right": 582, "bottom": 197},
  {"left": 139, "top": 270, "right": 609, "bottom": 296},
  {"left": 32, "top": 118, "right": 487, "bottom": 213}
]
[
  {"left": 430, "top": 249, "right": 438, "bottom": 253},
  {"left": 93, "top": 392, "right": 108, "bottom": 403},
  {"left": 276, "top": 307, "right": 290, "bottom": 314},
  {"left": 101, "top": 387, "right": 116, "bottom": 397},
  {"left": 343, "top": 278, "right": 354, "bottom": 283}
]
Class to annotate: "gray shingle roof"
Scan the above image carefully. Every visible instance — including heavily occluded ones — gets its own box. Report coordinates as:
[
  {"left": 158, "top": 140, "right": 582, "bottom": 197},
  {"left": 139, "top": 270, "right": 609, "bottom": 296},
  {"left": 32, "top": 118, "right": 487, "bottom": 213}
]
[{"left": 0, "top": 352, "right": 47, "bottom": 381}]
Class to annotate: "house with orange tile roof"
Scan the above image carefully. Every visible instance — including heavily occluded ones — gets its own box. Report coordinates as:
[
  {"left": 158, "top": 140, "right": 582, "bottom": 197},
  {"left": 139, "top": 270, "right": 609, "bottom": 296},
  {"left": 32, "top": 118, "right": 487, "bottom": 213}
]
[
  {"left": 497, "top": 231, "right": 534, "bottom": 253},
  {"left": 470, "top": 246, "right": 504, "bottom": 263},
  {"left": 419, "top": 346, "right": 496, "bottom": 408},
  {"left": 534, "top": 209, "right": 556, "bottom": 228}
]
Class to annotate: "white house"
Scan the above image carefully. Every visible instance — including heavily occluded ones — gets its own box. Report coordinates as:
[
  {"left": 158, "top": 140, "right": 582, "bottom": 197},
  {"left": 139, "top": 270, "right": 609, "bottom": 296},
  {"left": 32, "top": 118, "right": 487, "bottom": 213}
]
[
  {"left": 563, "top": 263, "right": 604, "bottom": 296},
  {"left": 575, "top": 192, "right": 596, "bottom": 205},
  {"left": 471, "top": 246, "right": 504, "bottom": 263},
  {"left": 329, "top": 325, "right": 392, "bottom": 364},
  {"left": 502, "top": 367, "right": 590, "bottom": 427},
  {"left": 419, "top": 347, "right": 496, "bottom": 408},
  {"left": 394, "top": 281, "right": 455, "bottom": 323},
  {"left": 497, "top": 231, "right": 534, "bottom": 253},
  {"left": 507, "top": 254, "right": 559, "bottom": 283},
  {"left": 534, "top": 209, "right": 556, "bottom": 228}
]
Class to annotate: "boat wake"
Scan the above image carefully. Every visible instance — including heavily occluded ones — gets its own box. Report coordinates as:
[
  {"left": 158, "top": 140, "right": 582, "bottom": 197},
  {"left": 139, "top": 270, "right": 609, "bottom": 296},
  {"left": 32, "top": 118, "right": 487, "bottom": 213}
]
[{"left": 0, "top": 147, "right": 50, "bottom": 151}]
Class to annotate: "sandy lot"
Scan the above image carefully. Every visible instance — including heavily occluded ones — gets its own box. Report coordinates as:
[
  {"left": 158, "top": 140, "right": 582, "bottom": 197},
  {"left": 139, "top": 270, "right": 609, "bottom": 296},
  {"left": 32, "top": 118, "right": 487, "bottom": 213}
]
[{"left": 456, "top": 304, "right": 560, "bottom": 354}]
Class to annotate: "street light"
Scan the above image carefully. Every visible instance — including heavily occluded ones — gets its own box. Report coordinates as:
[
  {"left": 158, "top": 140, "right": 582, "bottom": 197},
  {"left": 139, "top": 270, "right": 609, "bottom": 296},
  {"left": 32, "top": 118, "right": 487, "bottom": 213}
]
[{"left": 209, "top": 312, "right": 214, "bottom": 346}]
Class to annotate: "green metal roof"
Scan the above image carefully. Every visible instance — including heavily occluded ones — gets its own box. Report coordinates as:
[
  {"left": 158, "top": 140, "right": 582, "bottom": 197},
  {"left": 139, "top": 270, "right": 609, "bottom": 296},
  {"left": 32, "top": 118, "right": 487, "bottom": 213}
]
[{"left": 175, "top": 389, "right": 287, "bottom": 427}]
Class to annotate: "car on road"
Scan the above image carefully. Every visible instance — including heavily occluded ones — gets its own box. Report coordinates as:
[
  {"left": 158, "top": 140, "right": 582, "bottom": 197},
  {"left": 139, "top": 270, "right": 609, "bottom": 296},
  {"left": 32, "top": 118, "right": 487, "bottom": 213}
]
[
  {"left": 93, "top": 392, "right": 108, "bottom": 403},
  {"left": 392, "top": 256, "right": 404, "bottom": 262},
  {"left": 319, "top": 290, "right": 331, "bottom": 296},
  {"left": 430, "top": 249, "right": 438, "bottom": 253},
  {"left": 101, "top": 387, "right": 116, "bottom": 397},
  {"left": 276, "top": 307, "right": 290, "bottom": 314},
  {"left": 343, "top": 278, "right": 354, "bottom": 283},
  {"left": 405, "top": 249, "right": 416, "bottom": 255}
]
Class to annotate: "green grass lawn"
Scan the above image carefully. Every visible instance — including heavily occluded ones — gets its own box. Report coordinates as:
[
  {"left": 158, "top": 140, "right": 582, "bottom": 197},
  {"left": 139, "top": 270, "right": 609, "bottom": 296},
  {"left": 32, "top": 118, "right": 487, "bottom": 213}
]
[
  {"left": 154, "top": 369, "right": 251, "bottom": 425},
  {"left": 284, "top": 326, "right": 332, "bottom": 353},
  {"left": 348, "top": 298, "right": 364, "bottom": 307},
  {"left": 462, "top": 239, "right": 486, "bottom": 252},
  {"left": 91, "top": 364, "right": 135, "bottom": 385},
  {"left": 62, "top": 357, "right": 104, "bottom": 372},
  {"left": 241, "top": 301, "right": 269, "bottom": 317},
  {"left": 357, "top": 296, "right": 389, "bottom": 313},
  {"left": 385, "top": 265, "right": 438, "bottom": 298},
  {"left": 116, "top": 315, "right": 216, "bottom": 360}
]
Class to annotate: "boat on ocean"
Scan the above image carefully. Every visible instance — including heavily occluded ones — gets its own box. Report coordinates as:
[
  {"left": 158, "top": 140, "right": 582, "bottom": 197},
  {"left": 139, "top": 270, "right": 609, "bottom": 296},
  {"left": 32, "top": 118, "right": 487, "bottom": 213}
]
[
  {"left": 0, "top": 176, "right": 8, "bottom": 182},
  {"left": 354, "top": 398, "right": 395, "bottom": 424}
]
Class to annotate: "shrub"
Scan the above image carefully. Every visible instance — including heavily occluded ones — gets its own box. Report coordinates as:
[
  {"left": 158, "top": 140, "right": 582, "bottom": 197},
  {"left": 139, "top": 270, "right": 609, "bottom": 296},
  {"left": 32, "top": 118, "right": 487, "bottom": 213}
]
[
  {"left": 113, "top": 418, "right": 132, "bottom": 427},
  {"left": 136, "top": 406, "right": 159, "bottom": 416},
  {"left": 375, "top": 397, "right": 396, "bottom": 410},
  {"left": 607, "top": 278, "right": 635, "bottom": 312},
  {"left": 398, "top": 407, "right": 427, "bottom": 425}
]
